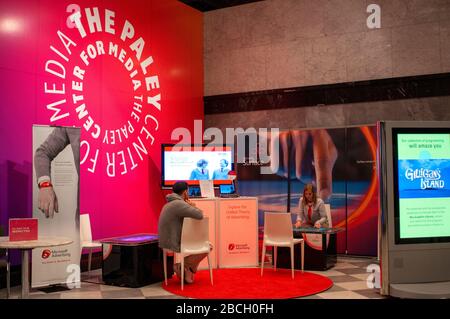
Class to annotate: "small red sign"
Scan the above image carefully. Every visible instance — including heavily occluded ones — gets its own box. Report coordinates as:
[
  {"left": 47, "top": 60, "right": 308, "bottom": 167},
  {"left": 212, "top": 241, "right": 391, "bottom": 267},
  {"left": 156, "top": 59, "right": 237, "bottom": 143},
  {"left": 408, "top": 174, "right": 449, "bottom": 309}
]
[{"left": 9, "top": 218, "right": 38, "bottom": 241}]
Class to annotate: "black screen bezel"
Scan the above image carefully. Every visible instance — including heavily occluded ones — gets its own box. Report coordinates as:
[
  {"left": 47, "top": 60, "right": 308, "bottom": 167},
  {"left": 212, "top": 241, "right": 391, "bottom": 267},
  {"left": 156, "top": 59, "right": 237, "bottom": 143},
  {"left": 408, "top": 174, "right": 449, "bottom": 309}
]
[{"left": 161, "top": 143, "right": 234, "bottom": 188}]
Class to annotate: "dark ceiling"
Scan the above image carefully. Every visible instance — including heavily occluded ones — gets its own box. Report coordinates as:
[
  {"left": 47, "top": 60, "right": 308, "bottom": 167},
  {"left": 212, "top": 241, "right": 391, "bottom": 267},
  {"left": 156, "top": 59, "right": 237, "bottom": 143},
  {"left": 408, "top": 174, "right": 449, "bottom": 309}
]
[{"left": 179, "top": 0, "right": 264, "bottom": 12}]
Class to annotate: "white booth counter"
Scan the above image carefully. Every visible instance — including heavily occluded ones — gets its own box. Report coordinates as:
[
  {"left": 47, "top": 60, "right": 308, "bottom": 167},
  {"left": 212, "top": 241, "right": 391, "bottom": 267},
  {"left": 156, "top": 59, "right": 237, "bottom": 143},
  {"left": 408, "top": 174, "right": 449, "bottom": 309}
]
[{"left": 191, "top": 197, "right": 258, "bottom": 269}]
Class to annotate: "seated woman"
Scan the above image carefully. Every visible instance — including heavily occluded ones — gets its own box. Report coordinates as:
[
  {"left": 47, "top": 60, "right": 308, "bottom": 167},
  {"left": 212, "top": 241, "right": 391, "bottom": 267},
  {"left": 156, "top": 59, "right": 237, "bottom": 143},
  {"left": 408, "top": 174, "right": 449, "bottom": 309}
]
[{"left": 295, "top": 184, "right": 328, "bottom": 229}]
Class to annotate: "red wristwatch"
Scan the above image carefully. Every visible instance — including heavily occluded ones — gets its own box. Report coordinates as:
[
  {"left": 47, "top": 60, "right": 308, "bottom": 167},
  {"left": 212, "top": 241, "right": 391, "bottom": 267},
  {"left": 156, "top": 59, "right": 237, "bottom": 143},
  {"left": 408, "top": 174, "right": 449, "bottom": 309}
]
[{"left": 39, "top": 181, "right": 53, "bottom": 188}]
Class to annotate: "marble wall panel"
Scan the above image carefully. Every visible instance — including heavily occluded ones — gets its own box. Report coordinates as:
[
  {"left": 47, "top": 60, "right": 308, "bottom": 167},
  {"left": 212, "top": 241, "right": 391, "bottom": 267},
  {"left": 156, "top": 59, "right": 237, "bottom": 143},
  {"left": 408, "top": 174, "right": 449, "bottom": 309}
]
[
  {"left": 345, "top": 29, "right": 393, "bottom": 81},
  {"left": 365, "top": 0, "right": 446, "bottom": 28},
  {"left": 242, "top": 0, "right": 287, "bottom": 47},
  {"left": 204, "top": 50, "right": 230, "bottom": 96},
  {"left": 304, "top": 104, "right": 346, "bottom": 128},
  {"left": 323, "top": 0, "right": 367, "bottom": 36},
  {"left": 266, "top": 40, "right": 306, "bottom": 89},
  {"left": 440, "top": 0, "right": 450, "bottom": 21},
  {"left": 204, "top": 5, "right": 248, "bottom": 53},
  {"left": 441, "top": 19, "right": 450, "bottom": 72},
  {"left": 303, "top": 34, "right": 348, "bottom": 85},
  {"left": 204, "top": 0, "right": 449, "bottom": 100},
  {"left": 227, "top": 45, "right": 268, "bottom": 94},
  {"left": 277, "top": 0, "right": 326, "bottom": 41},
  {"left": 426, "top": 96, "right": 450, "bottom": 119},
  {"left": 391, "top": 22, "right": 441, "bottom": 76}
]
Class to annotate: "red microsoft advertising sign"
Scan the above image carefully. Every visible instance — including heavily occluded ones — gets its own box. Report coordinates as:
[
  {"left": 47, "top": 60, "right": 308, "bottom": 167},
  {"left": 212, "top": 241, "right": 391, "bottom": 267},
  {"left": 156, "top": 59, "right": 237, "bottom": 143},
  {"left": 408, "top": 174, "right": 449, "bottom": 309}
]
[{"left": 9, "top": 219, "right": 38, "bottom": 241}]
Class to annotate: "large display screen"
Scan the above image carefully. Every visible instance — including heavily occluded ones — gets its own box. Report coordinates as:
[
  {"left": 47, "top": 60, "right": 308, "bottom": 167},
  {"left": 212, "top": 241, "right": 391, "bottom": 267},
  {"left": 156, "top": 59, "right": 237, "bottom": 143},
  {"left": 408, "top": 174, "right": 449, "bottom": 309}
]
[
  {"left": 161, "top": 145, "right": 233, "bottom": 187},
  {"left": 393, "top": 128, "right": 450, "bottom": 244}
]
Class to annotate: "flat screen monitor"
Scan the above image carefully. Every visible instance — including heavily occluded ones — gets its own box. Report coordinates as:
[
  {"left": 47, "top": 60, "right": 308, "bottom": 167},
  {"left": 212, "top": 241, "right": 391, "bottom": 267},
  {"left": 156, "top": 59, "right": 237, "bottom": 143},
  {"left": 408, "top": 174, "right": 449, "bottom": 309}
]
[
  {"left": 188, "top": 185, "right": 202, "bottom": 197},
  {"left": 219, "top": 183, "right": 236, "bottom": 195},
  {"left": 393, "top": 128, "right": 450, "bottom": 244},
  {"left": 161, "top": 144, "right": 233, "bottom": 187}
]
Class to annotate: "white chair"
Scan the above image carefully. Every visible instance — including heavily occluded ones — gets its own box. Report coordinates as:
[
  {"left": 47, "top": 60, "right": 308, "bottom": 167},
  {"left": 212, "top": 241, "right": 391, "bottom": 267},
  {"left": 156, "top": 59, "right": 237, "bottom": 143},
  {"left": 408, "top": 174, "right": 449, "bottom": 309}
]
[
  {"left": 261, "top": 212, "right": 304, "bottom": 279},
  {"left": 163, "top": 217, "right": 213, "bottom": 290},
  {"left": 80, "top": 214, "right": 102, "bottom": 276}
]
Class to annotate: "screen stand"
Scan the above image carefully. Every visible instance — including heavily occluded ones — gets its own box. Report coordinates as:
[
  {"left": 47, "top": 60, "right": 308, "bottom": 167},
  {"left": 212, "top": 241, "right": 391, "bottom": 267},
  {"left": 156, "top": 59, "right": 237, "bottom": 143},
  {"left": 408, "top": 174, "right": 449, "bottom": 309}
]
[{"left": 390, "top": 281, "right": 450, "bottom": 298}]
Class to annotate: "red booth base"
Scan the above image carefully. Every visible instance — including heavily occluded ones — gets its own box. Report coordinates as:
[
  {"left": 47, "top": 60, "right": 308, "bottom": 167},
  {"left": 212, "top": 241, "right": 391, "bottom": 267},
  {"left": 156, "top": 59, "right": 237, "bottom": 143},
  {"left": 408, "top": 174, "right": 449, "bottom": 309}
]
[{"left": 162, "top": 267, "right": 333, "bottom": 299}]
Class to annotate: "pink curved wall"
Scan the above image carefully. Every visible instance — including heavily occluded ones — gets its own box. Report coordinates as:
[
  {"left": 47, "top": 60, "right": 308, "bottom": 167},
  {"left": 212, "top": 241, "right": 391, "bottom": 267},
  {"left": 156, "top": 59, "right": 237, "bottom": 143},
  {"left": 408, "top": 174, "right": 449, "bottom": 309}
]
[{"left": 0, "top": 0, "right": 203, "bottom": 240}]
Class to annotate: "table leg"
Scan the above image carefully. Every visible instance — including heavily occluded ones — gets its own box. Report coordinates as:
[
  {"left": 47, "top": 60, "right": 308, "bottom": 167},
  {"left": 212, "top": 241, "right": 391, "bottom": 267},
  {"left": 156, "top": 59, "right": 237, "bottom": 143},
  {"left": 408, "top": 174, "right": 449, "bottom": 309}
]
[
  {"left": 21, "top": 250, "right": 29, "bottom": 299},
  {"left": 6, "top": 249, "right": 10, "bottom": 299},
  {"left": 322, "top": 234, "right": 327, "bottom": 271}
]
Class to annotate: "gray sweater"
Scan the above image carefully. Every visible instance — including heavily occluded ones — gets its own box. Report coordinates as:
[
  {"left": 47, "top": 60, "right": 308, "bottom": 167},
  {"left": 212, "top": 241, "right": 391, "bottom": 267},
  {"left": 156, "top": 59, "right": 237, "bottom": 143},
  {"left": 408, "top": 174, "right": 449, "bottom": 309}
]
[
  {"left": 297, "top": 197, "right": 328, "bottom": 226},
  {"left": 158, "top": 193, "right": 203, "bottom": 252}
]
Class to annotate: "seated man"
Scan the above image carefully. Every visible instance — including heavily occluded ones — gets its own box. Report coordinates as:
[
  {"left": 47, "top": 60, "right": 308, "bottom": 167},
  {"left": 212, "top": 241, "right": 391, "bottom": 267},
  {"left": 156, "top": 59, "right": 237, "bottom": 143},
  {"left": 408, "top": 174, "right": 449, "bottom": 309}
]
[{"left": 158, "top": 181, "right": 211, "bottom": 283}]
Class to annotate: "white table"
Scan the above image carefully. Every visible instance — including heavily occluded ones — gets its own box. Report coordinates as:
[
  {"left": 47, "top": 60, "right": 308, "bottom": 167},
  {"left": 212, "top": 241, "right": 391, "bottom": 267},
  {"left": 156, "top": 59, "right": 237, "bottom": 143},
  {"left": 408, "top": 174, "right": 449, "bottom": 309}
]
[
  {"left": 191, "top": 197, "right": 258, "bottom": 269},
  {"left": 0, "top": 236, "right": 73, "bottom": 299}
]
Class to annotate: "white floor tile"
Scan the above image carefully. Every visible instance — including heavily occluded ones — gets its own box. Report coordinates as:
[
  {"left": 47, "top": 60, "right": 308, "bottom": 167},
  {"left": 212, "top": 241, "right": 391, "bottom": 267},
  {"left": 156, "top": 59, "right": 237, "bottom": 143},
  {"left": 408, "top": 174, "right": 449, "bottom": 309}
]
[
  {"left": 317, "top": 290, "right": 369, "bottom": 299},
  {"left": 349, "top": 273, "right": 371, "bottom": 281},
  {"left": 335, "top": 281, "right": 372, "bottom": 291},
  {"left": 333, "top": 263, "right": 359, "bottom": 269},
  {"left": 60, "top": 291, "right": 103, "bottom": 299}
]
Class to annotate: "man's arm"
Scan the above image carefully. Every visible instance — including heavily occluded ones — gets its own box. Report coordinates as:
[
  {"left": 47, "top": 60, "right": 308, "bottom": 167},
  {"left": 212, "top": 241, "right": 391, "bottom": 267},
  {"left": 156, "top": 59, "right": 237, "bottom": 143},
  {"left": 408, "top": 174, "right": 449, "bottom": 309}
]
[
  {"left": 180, "top": 202, "right": 203, "bottom": 220},
  {"left": 34, "top": 127, "right": 70, "bottom": 183},
  {"left": 34, "top": 127, "right": 69, "bottom": 218}
]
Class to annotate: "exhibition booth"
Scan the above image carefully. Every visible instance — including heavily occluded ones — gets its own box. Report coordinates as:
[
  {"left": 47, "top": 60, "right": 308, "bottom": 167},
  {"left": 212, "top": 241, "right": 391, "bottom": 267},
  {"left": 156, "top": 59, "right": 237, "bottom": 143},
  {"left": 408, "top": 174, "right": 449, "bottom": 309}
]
[{"left": 1, "top": 0, "right": 450, "bottom": 302}]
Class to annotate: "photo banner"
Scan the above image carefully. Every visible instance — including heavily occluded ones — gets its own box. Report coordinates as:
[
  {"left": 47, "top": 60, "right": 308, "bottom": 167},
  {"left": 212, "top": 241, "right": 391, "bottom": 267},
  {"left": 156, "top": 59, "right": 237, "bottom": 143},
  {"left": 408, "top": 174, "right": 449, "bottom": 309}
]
[
  {"left": 236, "top": 125, "right": 378, "bottom": 256},
  {"left": 32, "top": 125, "right": 80, "bottom": 288}
]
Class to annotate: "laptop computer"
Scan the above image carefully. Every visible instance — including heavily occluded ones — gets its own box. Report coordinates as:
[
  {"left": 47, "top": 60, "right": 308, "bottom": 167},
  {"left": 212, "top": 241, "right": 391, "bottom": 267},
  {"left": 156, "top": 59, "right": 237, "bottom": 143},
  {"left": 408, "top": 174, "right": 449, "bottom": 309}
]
[
  {"left": 188, "top": 185, "right": 203, "bottom": 198},
  {"left": 219, "top": 183, "right": 239, "bottom": 198}
]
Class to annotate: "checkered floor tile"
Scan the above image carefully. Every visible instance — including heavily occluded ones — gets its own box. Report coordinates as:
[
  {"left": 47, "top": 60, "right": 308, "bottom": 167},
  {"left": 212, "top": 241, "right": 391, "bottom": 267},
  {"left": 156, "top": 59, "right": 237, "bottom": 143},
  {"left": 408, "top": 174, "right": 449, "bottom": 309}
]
[{"left": 0, "top": 256, "right": 383, "bottom": 299}]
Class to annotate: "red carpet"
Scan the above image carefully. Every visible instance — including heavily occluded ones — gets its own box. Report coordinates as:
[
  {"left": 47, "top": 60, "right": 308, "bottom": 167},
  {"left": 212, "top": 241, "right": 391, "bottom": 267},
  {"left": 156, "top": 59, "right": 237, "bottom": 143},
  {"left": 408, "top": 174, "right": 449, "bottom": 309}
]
[{"left": 162, "top": 268, "right": 333, "bottom": 299}]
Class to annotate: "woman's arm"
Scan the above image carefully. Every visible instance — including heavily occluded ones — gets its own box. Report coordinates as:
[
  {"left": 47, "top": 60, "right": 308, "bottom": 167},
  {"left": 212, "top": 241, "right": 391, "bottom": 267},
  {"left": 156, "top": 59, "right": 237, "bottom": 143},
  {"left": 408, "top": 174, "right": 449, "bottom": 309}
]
[
  {"left": 296, "top": 197, "right": 305, "bottom": 224},
  {"left": 316, "top": 199, "right": 327, "bottom": 225}
]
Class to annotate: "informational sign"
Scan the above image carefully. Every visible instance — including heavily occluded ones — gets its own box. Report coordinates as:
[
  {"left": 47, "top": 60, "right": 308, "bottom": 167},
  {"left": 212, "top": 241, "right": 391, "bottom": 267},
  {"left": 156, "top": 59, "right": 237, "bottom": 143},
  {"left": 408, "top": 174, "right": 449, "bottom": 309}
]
[
  {"left": 9, "top": 218, "right": 38, "bottom": 241},
  {"left": 396, "top": 133, "right": 450, "bottom": 241},
  {"left": 199, "top": 180, "right": 215, "bottom": 198},
  {"left": 217, "top": 198, "right": 258, "bottom": 268},
  {"left": 32, "top": 125, "right": 81, "bottom": 287}
]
